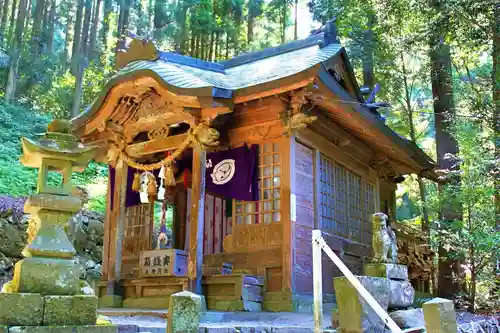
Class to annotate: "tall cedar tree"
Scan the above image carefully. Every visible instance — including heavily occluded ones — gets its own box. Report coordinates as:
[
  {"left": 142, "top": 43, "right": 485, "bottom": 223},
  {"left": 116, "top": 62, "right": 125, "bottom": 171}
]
[
  {"left": 89, "top": 0, "right": 102, "bottom": 59},
  {"left": 4, "top": 0, "right": 26, "bottom": 102},
  {"left": 0, "top": 0, "right": 9, "bottom": 42},
  {"left": 31, "top": 0, "right": 45, "bottom": 55},
  {"left": 429, "top": 0, "right": 463, "bottom": 299}
]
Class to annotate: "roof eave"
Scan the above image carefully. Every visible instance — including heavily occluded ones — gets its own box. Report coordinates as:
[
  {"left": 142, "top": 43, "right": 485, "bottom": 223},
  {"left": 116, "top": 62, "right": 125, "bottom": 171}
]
[
  {"left": 71, "top": 66, "right": 230, "bottom": 130},
  {"left": 316, "top": 65, "right": 437, "bottom": 179}
]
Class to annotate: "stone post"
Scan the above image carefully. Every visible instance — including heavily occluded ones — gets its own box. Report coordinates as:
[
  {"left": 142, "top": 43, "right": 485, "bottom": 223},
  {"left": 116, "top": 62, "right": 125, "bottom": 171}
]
[
  {"left": 167, "top": 291, "right": 202, "bottom": 333},
  {"left": 0, "top": 120, "right": 116, "bottom": 333},
  {"left": 422, "top": 298, "right": 458, "bottom": 333}
]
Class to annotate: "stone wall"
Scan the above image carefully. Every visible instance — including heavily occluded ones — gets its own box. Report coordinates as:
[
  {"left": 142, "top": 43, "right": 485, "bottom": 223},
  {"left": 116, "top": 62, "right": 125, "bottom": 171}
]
[{"left": 0, "top": 196, "right": 104, "bottom": 289}]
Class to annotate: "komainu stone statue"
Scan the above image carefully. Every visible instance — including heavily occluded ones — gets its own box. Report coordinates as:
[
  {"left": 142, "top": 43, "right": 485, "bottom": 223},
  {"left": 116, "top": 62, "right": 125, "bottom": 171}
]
[{"left": 372, "top": 212, "right": 398, "bottom": 264}]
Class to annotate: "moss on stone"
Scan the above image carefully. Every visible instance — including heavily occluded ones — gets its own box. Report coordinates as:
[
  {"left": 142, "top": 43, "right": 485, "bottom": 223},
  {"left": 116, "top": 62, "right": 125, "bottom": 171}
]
[
  {"left": 0, "top": 293, "right": 43, "bottom": 326},
  {"left": 12, "top": 257, "right": 79, "bottom": 295},
  {"left": 43, "top": 295, "right": 98, "bottom": 326}
]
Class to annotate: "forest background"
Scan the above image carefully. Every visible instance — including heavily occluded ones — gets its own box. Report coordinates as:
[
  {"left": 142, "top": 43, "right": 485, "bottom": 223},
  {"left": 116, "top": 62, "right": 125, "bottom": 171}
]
[{"left": 0, "top": 0, "right": 497, "bottom": 313}]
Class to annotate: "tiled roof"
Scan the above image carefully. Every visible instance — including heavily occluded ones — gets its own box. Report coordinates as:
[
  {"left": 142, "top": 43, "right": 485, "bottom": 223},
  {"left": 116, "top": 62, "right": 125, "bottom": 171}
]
[{"left": 110, "top": 34, "right": 341, "bottom": 96}]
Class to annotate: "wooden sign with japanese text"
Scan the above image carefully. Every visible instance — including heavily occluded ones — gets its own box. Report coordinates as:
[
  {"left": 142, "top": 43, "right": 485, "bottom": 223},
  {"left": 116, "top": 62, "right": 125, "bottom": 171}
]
[{"left": 139, "top": 249, "right": 188, "bottom": 277}]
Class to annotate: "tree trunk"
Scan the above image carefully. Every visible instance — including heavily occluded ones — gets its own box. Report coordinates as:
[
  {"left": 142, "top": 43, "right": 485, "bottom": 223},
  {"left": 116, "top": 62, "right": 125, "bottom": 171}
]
[
  {"left": 0, "top": 0, "right": 3, "bottom": 27},
  {"left": 0, "top": 0, "right": 9, "bottom": 42},
  {"left": 135, "top": 0, "right": 144, "bottom": 36},
  {"left": 293, "top": 0, "right": 298, "bottom": 40},
  {"left": 24, "top": 0, "right": 31, "bottom": 31},
  {"left": 247, "top": 0, "right": 254, "bottom": 44},
  {"left": 116, "top": 0, "right": 130, "bottom": 53},
  {"left": 190, "top": 31, "right": 195, "bottom": 57},
  {"left": 178, "top": 6, "right": 188, "bottom": 54},
  {"left": 45, "top": 0, "right": 56, "bottom": 52},
  {"left": 7, "top": 0, "right": 17, "bottom": 46},
  {"left": 81, "top": 0, "right": 93, "bottom": 56},
  {"left": 71, "top": 64, "right": 85, "bottom": 118},
  {"left": 195, "top": 33, "right": 200, "bottom": 58},
  {"left": 430, "top": 0, "right": 462, "bottom": 300},
  {"left": 62, "top": 14, "right": 72, "bottom": 69},
  {"left": 215, "top": 31, "right": 220, "bottom": 60},
  {"left": 225, "top": 32, "right": 229, "bottom": 59},
  {"left": 31, "top": 0, "right": 45, "bottom": 48},
  {"left": 362, "top": 12, "right": 375, "bottom": 91},
  {"left": 100, "top": 0, "right": 111, "bottom": 51},
  {"left": 4, "top": 0, "right": 26, "bottom": 103},
  {"left": 281, "top": 0, "right": 286, "bottom": 44},
  {"left": 154, "top": 0, "right": 166, "bottom": 29},
  {"left": 71, "top": 0, "right": 85, "bottom": 74},
  {"left": 88, "top": 0, "right": 100, "bottom": 59}
]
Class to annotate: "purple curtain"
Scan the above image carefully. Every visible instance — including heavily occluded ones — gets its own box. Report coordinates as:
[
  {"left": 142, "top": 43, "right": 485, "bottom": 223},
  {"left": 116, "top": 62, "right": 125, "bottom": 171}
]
[
  {"left": 108, "top": 165, "right": 161, "bottom": 209},
  {"left": 107, "top": 145, "right": 258, "bottom": 208}
]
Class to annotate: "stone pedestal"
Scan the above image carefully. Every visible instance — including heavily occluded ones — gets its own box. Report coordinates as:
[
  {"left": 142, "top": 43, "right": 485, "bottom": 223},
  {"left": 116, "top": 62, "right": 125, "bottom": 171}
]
[
  {"left": 334, "top": 276, "right": 390, "bottom": 333},
  {"left": 422, "top": 298, "right": 458, "bottom": 333},
  {"left": 364, "top": 263, "right": 408, "bottom": 281},
  {"left": 364, "top": 263, "right": 415, "bottom": 309},
  {"left": 167, "top": 291, "right": 202, "bottom": 333}
]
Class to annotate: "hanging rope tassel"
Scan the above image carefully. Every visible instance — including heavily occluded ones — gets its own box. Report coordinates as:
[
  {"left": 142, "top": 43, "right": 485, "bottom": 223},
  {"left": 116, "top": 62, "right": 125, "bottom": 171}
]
[
  {"left": 147, "top": 173, "right": 157, "bottom": 197},
  {"left": 132, "top": 172, "right": 141, "bottom": 192},
  {"left": 164, "top": 163, "right": 176, "bottom": 187}
]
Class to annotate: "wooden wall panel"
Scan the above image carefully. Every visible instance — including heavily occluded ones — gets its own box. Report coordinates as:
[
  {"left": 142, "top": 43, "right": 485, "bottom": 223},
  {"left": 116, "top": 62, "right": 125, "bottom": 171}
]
[
  {"left": 292, "top": 141, "right": 315, "bottom": 294},
  {"left": 184, "top": 190, "right": 231, "bottom": 255}
]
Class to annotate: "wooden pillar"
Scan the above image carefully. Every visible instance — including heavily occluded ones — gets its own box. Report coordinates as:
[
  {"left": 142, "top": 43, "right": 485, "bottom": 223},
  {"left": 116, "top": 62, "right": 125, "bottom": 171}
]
[
  {"left": 102, "top": 170, "right": 113, "bottom": 279},
  {"left": 187, "top": 144, "right": 206, "bottom": 294},
  {"left": 106, "top": 159, "right": 128, "bottom": 294},
  {"left": 281, "top": 136, "right": 293, "bottom": 292}
]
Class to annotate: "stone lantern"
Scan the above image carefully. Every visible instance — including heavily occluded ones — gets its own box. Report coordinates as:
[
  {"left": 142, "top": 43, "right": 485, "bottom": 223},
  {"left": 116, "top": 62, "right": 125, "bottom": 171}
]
[{"left": 0, "top": 120, "right": 116, "bottom": 333}]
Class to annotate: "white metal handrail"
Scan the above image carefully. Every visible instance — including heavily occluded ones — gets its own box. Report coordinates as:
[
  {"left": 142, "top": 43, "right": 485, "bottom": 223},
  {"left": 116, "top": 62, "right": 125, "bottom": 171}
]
[{"left": 312, "top": 230, "right": 403, "bottom": 333}]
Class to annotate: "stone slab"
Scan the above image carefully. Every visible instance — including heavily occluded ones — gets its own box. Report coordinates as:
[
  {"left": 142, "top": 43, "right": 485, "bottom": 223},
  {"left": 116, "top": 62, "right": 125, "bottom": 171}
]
[
  {"left": 98, "top": 295, "right": 123, "bottom": 308},
  {"left": 389, "top": 279, "right": 415, "bottom": 308},
  {"left": 0, "top": 293, "right": 43, "bottom": 326},
  {"left": 123, "top": 297, "right": 168, "bottom": 309},
  {"left": 334, "top": 276, "right": 390, "bottom": 333},
  {"left": 207, "top": 299, "right": 261, "bottom": 312},
  {"left": 12, "top": 257, "right": 79, "bottom": 295},
  {"left": 8, "top": 325, "right": 117, "bottom": 333},
  {"left": 43, "top": 295, "right": 98, "bottom": 325},
  {"left": 423, "top": 298, "right": 458, "bottom": 333},
  {"left": 364, "top": 263, "right": 408, "bottom": 280},
  {"left": 167, "top": 291, "right": 202, "bottom": 333}
]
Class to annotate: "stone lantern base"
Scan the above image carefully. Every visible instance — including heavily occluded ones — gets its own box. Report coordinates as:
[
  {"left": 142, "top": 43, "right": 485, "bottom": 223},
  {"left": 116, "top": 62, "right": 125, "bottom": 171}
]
[{"left": 0, "top": 194, "right": 116, "bottom": 332}]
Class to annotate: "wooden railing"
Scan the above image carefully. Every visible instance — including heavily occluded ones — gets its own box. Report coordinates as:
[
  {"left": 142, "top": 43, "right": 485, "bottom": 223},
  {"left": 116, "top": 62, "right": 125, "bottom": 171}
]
[{"left": 311, "top": 230, "right": 403, "bottom": 333}]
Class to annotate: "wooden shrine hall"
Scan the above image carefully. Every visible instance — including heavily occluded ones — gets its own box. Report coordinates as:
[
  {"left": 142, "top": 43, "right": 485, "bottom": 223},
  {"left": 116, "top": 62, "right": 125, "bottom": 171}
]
[{"left": 71, "top": 21, "right": 438, "bottom": 312}]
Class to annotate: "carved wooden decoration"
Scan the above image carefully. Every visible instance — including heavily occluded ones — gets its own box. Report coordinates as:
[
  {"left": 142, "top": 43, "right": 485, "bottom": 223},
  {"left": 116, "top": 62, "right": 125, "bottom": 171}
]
[
  {"left": 280, "top": 88, "right": 318, "bottom": 135},
  {"left": 116, "top": 38, "right": 158, "bottom": 69}
]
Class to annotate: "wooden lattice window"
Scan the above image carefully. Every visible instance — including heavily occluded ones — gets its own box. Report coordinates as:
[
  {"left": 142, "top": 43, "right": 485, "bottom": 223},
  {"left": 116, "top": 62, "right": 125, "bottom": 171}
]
[
  {"left": 319, "top": 154, "right": 376, "bottom": 246},
  {"left": 320, "top": 155, "right": 337, "bottom": 232},
  {"left": 335, "top": 164, "right": 349, "bottom": 238},
  {"left": 234, "top": 143, "right": 281, "bottom": 224},
  {"left": 362, "top": 179, "right": 376, "bottom": 245},
  {"left": 123, "top": 205, "right": 152, "bottom": 257},
  {"left": 348, "top": 172, "right": 362, "bottom": 242}
]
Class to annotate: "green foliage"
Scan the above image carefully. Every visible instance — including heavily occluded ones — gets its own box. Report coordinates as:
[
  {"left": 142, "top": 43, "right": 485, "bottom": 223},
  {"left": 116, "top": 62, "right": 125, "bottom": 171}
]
[{"left": 0, "top": 103, "right": 108, "bottom": 212}]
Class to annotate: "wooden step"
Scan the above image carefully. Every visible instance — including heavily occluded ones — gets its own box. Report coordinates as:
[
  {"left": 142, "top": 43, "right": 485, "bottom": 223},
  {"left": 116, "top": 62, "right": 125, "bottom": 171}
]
[{"left": 202, "top": 274, "right": 264, "bottom": 312}]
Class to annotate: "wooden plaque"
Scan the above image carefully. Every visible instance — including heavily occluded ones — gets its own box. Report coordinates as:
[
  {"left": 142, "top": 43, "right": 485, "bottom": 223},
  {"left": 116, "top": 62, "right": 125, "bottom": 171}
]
[{"left": 139, "top": 249, "right": 188, "bottom": 277}]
